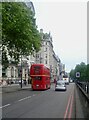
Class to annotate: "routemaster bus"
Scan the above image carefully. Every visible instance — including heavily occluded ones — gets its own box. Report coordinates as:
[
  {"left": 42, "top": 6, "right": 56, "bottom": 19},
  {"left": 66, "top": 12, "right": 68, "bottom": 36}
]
[{"left": 30, "top": 64, "right": 51, "bottom": 90}]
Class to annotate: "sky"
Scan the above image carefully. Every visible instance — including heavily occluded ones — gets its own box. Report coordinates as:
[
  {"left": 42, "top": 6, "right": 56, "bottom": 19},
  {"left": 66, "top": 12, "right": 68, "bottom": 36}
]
[{"left": 30, "top": 0, "right": 87, "bottom": 72}]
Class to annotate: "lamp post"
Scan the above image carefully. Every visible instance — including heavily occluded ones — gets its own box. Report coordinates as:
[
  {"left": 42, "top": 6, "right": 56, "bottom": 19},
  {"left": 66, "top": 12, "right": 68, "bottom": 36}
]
[
  {"left": 20, "top": 55, "right": 22, "bottom": 88},
  {"left": 40, "top": 53, "right": 43, "bottom": 63}
]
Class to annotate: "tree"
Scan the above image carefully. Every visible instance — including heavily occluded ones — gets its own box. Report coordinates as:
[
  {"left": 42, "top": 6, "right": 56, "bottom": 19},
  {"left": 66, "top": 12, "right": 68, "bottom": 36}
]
[
  {"left": 70, "top": 62, "right": 88, "bottom": 82},
  {"left": 2, "top": 2, "right": 41, "bottom": 68},
  {"left": 70, "top": 69, "right": 75, "bottom": 80},
  {"left": 87, "top": 64, "right": 89, "bottom": 81}
]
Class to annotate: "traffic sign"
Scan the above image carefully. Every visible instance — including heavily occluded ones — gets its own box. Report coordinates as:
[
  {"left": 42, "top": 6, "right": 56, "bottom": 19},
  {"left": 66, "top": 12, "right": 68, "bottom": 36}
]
[{"left": 76, "top": 72, "right": 80, "bottom": 77}]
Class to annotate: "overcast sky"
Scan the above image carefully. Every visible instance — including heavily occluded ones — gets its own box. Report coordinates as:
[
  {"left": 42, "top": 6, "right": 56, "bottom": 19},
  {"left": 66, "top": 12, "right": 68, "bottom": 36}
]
[{"left": 31, "top": 0, "right": 87, "bottom": 72}]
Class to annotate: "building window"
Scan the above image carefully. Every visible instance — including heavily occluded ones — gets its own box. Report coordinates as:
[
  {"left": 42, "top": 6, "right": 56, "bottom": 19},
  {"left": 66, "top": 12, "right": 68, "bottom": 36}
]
[
  {"left": 15, "top": 69, "right": 17, "bottom": 77},
  {"left": 45, "top": 54, "right": 47, "bottom": 58},
  {"left": 33, "top": 54, "right": 35, "bottom": 57},
  {"left": 45, "top": 48, "right": 47, "bottom": 52},
  {"left": 36, "top": 54, "right": 39, "bottom": 58},
  {"left": 45, "top": 60, "right": 47, "bottom": 64},
  {"left": 41, "top": 41, "right": 44, "bottom": 46},
  {"left": 37, "top": 54, "right": 39, "bottom": 58},
  {"left": 11, "top": 67, "right": 14, "bottom": 78},
  {"left": 2, "top": 68, "right": 6, "bottom": 77}
]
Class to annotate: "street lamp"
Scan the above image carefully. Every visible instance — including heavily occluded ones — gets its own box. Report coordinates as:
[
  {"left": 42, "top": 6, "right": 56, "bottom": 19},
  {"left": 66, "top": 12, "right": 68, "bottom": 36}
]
[
  {"left": 40, "top": 53, "right": 43, "bottom": 63},
  {"left": 20, "top": 55, "right": 22, "bottom": 88}
]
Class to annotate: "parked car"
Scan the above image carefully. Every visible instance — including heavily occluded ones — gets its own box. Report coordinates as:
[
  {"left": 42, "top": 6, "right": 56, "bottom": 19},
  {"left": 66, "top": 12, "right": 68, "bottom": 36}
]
[{"left": 55, "top": 80, "right": 67, "bottom": 91}]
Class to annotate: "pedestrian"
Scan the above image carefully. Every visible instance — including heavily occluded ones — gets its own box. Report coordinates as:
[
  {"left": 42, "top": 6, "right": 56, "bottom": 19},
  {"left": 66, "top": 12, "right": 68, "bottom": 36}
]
[
  {"left": 24, "top": 80, "right": 27, "bottom": 86},
  {"left": 54, "top": 78, "right": 56, "bottom": 84}
]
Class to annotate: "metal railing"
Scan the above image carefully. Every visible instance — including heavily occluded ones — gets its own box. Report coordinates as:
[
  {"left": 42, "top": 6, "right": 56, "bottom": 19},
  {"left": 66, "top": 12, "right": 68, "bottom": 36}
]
[{"left": 76, "top": 81, "right": 89, "bottom": 101}]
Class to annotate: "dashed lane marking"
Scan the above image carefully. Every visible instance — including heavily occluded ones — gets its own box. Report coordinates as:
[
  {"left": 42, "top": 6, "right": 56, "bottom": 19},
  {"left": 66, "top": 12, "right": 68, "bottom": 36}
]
[
  {"left": 0, "top": 104, "right": 11, "bottom": 109},
  {"left": 18, "top": 96, "right": 32, "bottom": 102},
  {"left": 0, "top": 94, "right": 36, "bottom": 109}
]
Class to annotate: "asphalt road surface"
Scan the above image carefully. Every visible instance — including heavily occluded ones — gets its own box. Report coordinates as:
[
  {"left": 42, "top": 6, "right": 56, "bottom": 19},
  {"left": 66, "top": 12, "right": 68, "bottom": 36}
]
[{"left": 1, "top": 83, "right": 89, "bottom": 119}]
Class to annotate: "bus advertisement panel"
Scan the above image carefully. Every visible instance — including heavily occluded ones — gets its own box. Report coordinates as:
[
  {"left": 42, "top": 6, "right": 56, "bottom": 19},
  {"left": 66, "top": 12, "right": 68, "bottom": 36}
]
[{"left": 30, "top": 64, "right": 51, "bottom": 90}]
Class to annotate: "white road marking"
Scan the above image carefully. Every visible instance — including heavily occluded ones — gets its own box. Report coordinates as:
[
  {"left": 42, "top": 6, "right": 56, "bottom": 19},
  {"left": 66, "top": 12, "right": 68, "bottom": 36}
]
[
  {"left": 18, "top": 96, "right": 32, "bottom": 102},
  {"left": 0, "top": 94, "right": 36, "bottom": 108},
  {"left": 0, "top": 104, "right": 10, "bottom": 108}
]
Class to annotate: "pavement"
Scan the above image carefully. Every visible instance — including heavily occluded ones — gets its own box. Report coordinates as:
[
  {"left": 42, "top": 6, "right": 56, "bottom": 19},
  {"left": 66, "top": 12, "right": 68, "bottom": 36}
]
[
  {"left": 0, "top": 81, "right": 54, "bottom": 94},
  {"left": 75, "top": 85, "right": 85, "bottom": 118},
  {"left": 0, "top": 84, "right": 32, "bottom": 93}
]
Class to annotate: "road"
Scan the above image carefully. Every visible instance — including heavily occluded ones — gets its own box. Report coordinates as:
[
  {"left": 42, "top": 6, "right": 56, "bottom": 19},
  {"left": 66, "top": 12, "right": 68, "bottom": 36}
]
[{"left": 1, "top": 83, "right": 89, "bottom": 118}]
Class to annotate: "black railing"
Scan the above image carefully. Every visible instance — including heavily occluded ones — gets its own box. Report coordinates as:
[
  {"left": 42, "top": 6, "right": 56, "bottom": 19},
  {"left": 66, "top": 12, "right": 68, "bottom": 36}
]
[{"left": 76, "top": 81, "right": 89, "bottom": 101}]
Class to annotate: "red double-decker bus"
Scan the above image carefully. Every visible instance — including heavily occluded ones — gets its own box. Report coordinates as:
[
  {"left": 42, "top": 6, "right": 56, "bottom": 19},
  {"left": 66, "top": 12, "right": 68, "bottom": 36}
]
[{"left": 30, "top": 64, "right": 51, "bottom": 90}]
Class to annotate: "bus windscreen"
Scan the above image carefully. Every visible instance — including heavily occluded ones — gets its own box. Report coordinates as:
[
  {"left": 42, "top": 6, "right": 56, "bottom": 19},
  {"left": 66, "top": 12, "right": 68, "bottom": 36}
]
[{"left": 33, "top": 66, "right": 41, "bottom": 74}]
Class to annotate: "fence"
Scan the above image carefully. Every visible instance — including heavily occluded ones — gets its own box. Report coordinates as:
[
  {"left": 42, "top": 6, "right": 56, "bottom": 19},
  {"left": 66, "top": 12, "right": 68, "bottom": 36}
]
[{"left": 76, "top": 81, "right": 89, "bottom": 101}]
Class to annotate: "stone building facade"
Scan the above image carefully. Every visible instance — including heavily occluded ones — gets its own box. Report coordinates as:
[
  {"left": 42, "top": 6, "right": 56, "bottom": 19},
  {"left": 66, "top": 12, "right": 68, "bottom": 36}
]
[{"left": 35, "top": 29, "right": 61, "bottom": 81}]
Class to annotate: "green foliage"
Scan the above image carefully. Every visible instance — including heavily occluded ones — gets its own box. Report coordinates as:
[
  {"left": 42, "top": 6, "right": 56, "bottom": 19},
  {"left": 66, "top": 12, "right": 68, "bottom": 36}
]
[
  {"left": 2, "top": 2, "right": 41, "bottom": 68},
  {"left": 70, "top": 62, "right": 89, "bottom": 82},
  {"left": 70, "top": 69, "right": 75, "bottom": 80},
  {"left": 87, "top": 64, "right": 89, "bottom": 81}
]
